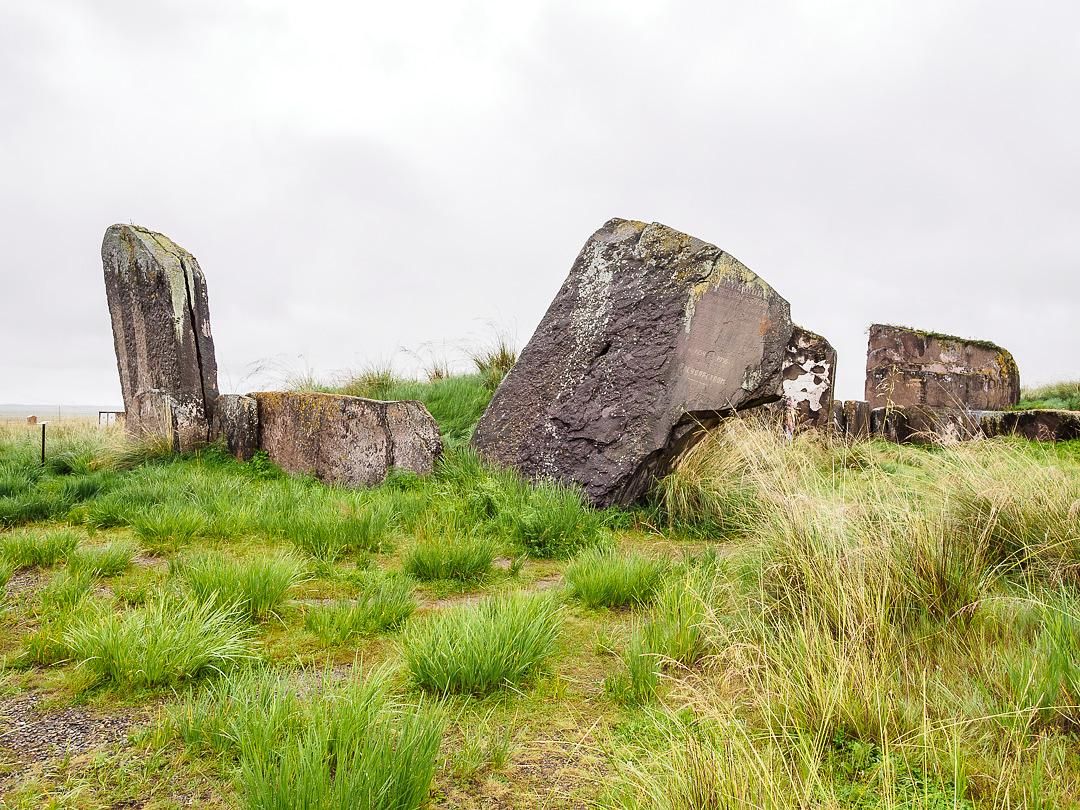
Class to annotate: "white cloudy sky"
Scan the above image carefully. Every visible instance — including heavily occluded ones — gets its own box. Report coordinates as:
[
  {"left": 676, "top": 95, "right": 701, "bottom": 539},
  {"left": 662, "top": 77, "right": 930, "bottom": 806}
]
[{"left": 2, "top": 0, "right": 1077, "bottom": 406}]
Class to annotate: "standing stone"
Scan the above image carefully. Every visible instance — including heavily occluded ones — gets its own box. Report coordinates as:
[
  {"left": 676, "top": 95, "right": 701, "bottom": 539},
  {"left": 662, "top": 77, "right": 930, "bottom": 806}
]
[
  {"left": 842, "top": 400, "right": 871, "bottom": 439},
  {"left": 471, "top": 218, "right": 793, "bottom": 508},
  {"left": 26, "top": 415, "right": 37, "bottom": 425},
  {"left": 102, "top": 225, "right": 218, "bottom": 450},
  {"left": 251, "top": 392, "right": 442, "bottom": 487},
  {"left": 779, "top": 326, "right": 836, "bottom": 430},
  {"left": 211, "top": 394, "right": 259, "bottom": 461},
  {"left": 865, "top": 324, "right": 1019, "bottom": 410}
]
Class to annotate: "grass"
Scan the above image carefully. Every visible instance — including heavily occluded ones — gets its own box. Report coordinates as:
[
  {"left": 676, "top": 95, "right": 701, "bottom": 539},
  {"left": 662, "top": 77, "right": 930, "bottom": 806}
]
[
  {"left": 0, "top": 528, "right": 79, "bottom": 569},
  {"left": 565, "top": 547, "right": 668, "bottom": 608},
  {"left": 167, "top": 666, "right": 443, "bottom": 809},
  {"left": 176, "top": 552, "right": 306, "bottom": 621},
  {"left": 403, "top": 592, "right": 562, "bottom": 695},
  {"left": 67, "top": 539, "right": 137, "bottom": 577},
  {"left": 1016, "top": 380, "right": 1080, "bottom": 411},
  {"left": 63, "top": 595, "right": 254, "bottom": 687},
  {"left": 4, "top": 398, "right": 1080, "bottom": 807},
  {"left": 304, "top": 572, "right": 417, "bottom": 643},
  {"left": 402, "top": 534, "right": 495, "bottom": 582}
]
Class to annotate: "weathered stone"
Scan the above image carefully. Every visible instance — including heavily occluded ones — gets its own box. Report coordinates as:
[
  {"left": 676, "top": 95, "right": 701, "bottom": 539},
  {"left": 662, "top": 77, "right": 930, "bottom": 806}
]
[
  {"left": 869, "top": 406, "right": 908, "bottom": 443},
  {"left": 975, "top": 409, "right": 1080, "bottom": 442},
  {"left": 101, "top": 224, "right": 218, "bottom": 451},
  {"left": 126, "top": 389, "right": 208, "bottom": 452},
  {"left": 841, "top": 400, "right": 871, "bottom": 439},
  {"left": 251, "top": 392, "right": 442, "bottom": 487},
  {"left": 865, "top": 324, "right": 1019, "bottom": 410},
  {"left": 779, "top": 326, "right": 836, "bottom": 429},
  {"left": 471, "top": 218, "right": 793, "bottom": 507},
  {"left": 882, "top": 406, "right": 982, "bottom": 444},
  {"left": 211, "top": 394, "right": 259, "bottom": 461},
  {"left": 26, "top": 415, "right": 37, "bottom": 425},
  {"left": 829, "top": 401, "right": 845, "bottom": 434}
]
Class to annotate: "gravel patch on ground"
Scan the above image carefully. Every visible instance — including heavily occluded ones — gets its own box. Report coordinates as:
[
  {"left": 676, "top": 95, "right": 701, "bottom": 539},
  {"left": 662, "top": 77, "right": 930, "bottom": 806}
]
[
  {"left": 0, "top": 692, "right": 141, "bottom": 764},
  {"left": 2, "top": 569, "right": 46, "bottom": 597}
]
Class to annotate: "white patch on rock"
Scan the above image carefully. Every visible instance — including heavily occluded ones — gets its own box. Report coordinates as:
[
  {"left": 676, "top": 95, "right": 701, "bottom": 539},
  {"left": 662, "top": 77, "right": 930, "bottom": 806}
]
[{"left": 782, "top": 359, "right": 832, "bottom": 412}]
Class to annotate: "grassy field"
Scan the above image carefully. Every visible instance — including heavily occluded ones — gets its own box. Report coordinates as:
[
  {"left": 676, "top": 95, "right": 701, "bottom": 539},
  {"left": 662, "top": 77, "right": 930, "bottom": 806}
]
[
  {"left": 1, "top": 374, "right": 1079, "bottom": 808},
  {"left": 1016, "top": 381, "right": 1080, "bottom": 412}
]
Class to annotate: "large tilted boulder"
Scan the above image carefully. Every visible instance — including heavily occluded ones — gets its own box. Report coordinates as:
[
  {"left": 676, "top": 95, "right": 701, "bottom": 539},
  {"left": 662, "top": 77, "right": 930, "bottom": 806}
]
[
  {"left": 865, "top": 324, "right": 1019, "bottom": 410},
  {"left": 251, "top": 392, "right": 442, "bottom": 487},
  {"left": 102, "top": 225, "right": 219, "bottom": 450},
  {"left": 471, "top": 218, "right": 793, "bottom": 507}
]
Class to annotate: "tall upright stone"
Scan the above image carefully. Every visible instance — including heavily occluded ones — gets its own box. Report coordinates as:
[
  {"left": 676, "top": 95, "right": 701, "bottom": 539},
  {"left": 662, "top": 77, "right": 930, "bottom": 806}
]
[
  {"left": 102, "top": 225, "right": 219, "bottom": 450},
  {"left": 779, "top": 326, "right": 837, "bottom": 430},
  {"left": 471, "top": 218, "right": 793, "bottom": 507},
  {"left": 865, "top": 324, "right": 1019, "bottom": 410}
]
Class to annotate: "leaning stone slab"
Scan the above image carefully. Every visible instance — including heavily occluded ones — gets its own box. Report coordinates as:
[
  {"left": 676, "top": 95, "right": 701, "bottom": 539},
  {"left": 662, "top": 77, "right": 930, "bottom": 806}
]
[
  {"left": 250, "top": 392, "right": 442, "bottom": 487},
  {"left": 102, "top": 224, "right": 219, "bottom": 450},
  {"left": 211, "top": 394, "right": 259, "bottom": 461},
  {"left": 471, "top": 218, "right": 793, "bottom": 507},
  {"left": 865, "top": 324, "right": 1019, "bottom": 411}
]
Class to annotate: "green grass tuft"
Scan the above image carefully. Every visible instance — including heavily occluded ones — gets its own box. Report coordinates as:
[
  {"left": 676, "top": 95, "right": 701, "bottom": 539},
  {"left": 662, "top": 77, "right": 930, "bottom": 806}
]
[
  {"left": 565, "top": 547, "right": 668, "bottom": 609},
  {"left": 0, "top": 528, "right": 79, "bottom": 569},
  {"left": 168, "top": 666, "right": 443, "bottom": 810},
  {"left": 176, "top": 553, "right": 305, "bottom": 621},
  {"left": 63, "top": 596, "right": 254, "bottom": 687},
  {"left": 67, "top": 540, "right": 137, "bottom": 578},
  {"left": 403, "top": 592, "right": 562, "bottom": 695},
  {"left": 305, "top": 572, "right": 417, "bottom": 644}
]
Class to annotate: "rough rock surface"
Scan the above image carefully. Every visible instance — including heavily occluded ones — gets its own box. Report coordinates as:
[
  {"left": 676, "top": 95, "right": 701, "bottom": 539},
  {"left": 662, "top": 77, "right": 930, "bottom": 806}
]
[
  {"left": 102, "top": 224, "right": 218, "bottom": 450},
  {"left": 840, "top": 400, "right": 871, "bottom": 439},
  {"left": 211, "top": 394, "right": 259, "bottom": 461},
  {"left": 471, "top": 218, "right": 793, "bottom": 507},
  {"left": 865, "top": 324, "right": 1019, "bottom": 410},
  {"left": 251, "top": 392, "right": 442, "bottom": 487}
]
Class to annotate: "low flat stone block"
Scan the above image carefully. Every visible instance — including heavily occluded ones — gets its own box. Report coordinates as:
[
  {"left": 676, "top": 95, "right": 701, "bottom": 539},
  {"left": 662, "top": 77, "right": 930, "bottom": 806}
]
[{"left": 250, "top": 392, "right": 442, "bottom": 487}]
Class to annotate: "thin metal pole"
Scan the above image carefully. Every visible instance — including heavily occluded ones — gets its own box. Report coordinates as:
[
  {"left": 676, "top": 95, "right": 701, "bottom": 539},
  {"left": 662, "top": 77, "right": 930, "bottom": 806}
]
[{"left": 40, "top": 423, "right": 46, "bottom": 465}]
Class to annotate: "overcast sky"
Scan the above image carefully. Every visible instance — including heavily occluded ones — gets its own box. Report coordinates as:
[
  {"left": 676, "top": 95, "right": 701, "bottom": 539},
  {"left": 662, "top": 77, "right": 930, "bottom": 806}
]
[{"left": 2, "top": 0, "right": 1077, "bottom": 407}]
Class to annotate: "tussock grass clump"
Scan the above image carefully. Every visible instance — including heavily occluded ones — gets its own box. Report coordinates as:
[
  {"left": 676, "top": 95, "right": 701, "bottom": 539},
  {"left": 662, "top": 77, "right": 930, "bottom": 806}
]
[
  {"left": 504, "top": 481, "right": 608, "bottom": 559},
  {"left": 40, "top": 568, "right": 98, "bottom": 612},
  {"left": 403, "top": 534, "right": 495, "bottom": 582},
  {"left": 168, "top": 666, "right": 443, "bottom": 810},
  {"left": 404, "top": 593, "right": 562, "bottom": 695},
  {"left": 469, "top": 335, "right": 517, "bottom": 391},
  {"left": 66, "top": 540, "right": 137, "bottom": 578},
  {"left": 305, "top": 573, "right": 416, "bottom": 644},
  {"left": 0, "top": 528, "right": 79, "bottom": 569},
  {"left": 64, "top": 596, "right": 253, "bottom": 687},
  {"left": 656, "top": 424, "right": 764, "bottom": 539},
  {"left": 177, "top": 553, "right": 305, "bottom": 621},
  {"left": 565, "top": 547, "right": 668, "bottom": 609},
  {"left": 607, "top": 571, "right": 714, "bottom": 705},
  {"left": 131, "top": 504, "right": 207, "bottom": 553},
  {"left": 167, "top": 665, "right": 438, "bottom": 810},
  {"left": 941, "top": 444, "right": 1080, "bottom": 580},
  {"left": 281, "top": 501, "right": 394, "bottom": 563}
]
